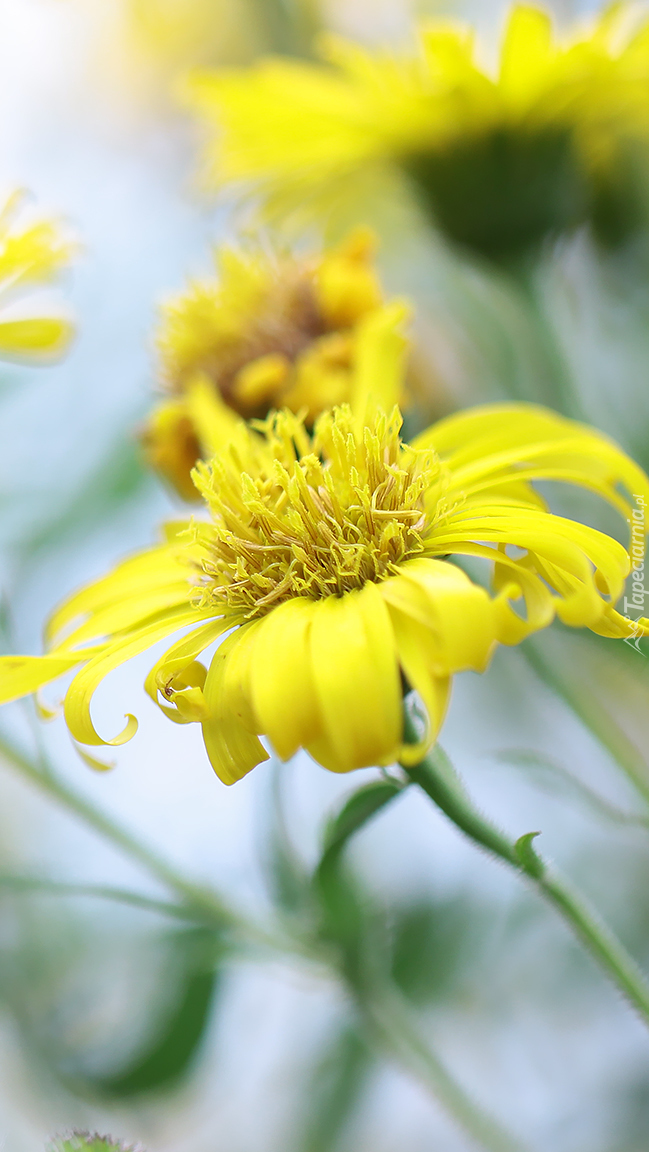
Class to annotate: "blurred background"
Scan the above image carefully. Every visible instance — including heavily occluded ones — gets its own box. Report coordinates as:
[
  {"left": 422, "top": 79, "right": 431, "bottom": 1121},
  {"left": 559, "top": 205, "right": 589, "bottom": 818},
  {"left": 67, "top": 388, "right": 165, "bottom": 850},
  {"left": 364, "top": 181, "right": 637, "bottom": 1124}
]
[{"left": 4, "top": 1, "right": 649, "bottom": 1150}]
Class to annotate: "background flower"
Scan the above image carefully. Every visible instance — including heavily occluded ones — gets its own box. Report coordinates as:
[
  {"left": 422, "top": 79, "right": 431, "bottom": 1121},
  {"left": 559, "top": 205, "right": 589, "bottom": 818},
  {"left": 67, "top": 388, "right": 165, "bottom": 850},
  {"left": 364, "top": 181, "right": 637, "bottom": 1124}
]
[
  {"left": 185, "top": 4, "right": 649, "bottom": 262},
  {"left": 143, "top": 229, "right": 408, "bottom": 499},
  {"left": 0, "top": 189, "right": 74, "bottom": 362}
]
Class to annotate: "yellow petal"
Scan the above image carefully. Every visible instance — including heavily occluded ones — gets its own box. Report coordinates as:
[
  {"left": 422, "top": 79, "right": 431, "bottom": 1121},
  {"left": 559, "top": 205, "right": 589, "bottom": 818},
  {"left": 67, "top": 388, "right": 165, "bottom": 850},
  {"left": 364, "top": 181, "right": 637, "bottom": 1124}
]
[
  {"left": 385, "top": 605, "right": 450, "bottom": 766},
  {"left": 499, "top": 5, "right": 554, "bottom": 107},
  {"left": 417, "top": 403, "right": 649, "bottom": 522},
  {"left": 381, "top": 558, "right": 499, "bottom": 674},
  {"left": 430, "top": 506, "right": 630, "bottom": 631},
  {"left": 201, "top": 624, "right": 269, "bottom": 785},
  {"left": 231, "top": 353, "right": 290, "bottom": 408},
  {"left": 73, "top": 743, "right": 116, "bottom": 772},
  {"left": 248, "top": 597, "right": 321, "bottom": 762},
  {"left": 441, "top": 541, "right": 555, "bottom": 643},
  {"left": 350, "top": 301, "right": 410, "bottom": 430},
  {"left": 0, "top": 651, "right": 102, "bottom": 705},
  {"left": 63, "top": 606, "right": 202, "bottom": 747},
  {"left": 315, "top": 226, "right": 383, "bottom": 328},
  {"left": 141, "top": 400, "right": 203, "bottom": 503},
  {"left": 53, "top": 582, "right": 193, "bottom": 652},
  {"left": 46, "top": 542, "right": 191, "bottom": 647},
  {"left": 309, "top": 582, "right": 402, "bottom": 772},
  {"left": 0, "top": 317, "right": 73, "bottom": 360},
  {"left": 284, "top": 332, "right": 353, "bottom": 420},
  {"left": 144, "top": 617, "right": 230, "bottom": 714},
  {"left": 184, "top": 373, "right": 242, "bottom": 456}
]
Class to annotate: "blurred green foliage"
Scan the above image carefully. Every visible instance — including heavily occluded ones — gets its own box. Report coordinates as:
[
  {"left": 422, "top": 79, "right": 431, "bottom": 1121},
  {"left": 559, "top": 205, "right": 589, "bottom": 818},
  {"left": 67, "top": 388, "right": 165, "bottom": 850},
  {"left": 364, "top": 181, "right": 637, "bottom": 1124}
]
[
  {"left": 75, "top": 926, "right": 222, "bottom": 1099},
  {"left": 48, "top": 1135, "right": 137, "bottom": 1152}
]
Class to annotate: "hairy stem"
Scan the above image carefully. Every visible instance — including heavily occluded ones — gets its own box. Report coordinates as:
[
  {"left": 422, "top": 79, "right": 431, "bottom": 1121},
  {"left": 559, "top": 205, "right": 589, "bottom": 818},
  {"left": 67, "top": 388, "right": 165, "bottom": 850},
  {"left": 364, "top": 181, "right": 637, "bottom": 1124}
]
[
  {"left": 402, "top": 731, "right": 649, "bottom": 1026},
  {"left": 1, "top": 730, "right": 529, "bottom": 1149}
]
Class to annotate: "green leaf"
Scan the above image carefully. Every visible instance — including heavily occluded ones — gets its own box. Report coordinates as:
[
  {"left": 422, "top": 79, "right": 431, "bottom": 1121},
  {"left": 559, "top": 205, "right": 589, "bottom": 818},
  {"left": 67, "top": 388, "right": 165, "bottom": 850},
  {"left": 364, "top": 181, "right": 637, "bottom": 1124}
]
[
  {"left": 320, "top": 779, "right": 405, "bottom": 867},
  {"left": 293, "top": 1023, "right": 373, "bottom": 1152},
  {"left": 73, "top": 928, "right": 221, "bottom": 1099},
  {"left": 263, "top": 762, "right": 312, "bottom": 916},
  {"left": 314, "top": 779, "right": 404, "bottom": 980},
  {"left": 513, "top": 832, "right": 544, "bottom": 879},
  {"left": 389, "top": 896, "right": 493, "bottom": 1004}
]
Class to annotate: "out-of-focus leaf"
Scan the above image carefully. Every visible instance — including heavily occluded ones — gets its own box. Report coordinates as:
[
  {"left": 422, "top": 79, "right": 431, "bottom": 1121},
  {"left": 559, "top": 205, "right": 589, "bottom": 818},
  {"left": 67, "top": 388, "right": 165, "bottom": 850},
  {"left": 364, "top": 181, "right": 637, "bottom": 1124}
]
[
  {"left": 263, "top": 762, "right": 313, "bottom": 917},
  {"left": 522, "top": 628, "right": 649, "bottom": 808},
  {"left": 292, "top": 1023, "right": 373, "bottom": 1152},
  {"left": 607, "top": 1076, "right": 649, "bottom": 1152},
  {"left": 70, "top": 927, "right": 222, "bottom": 1099},
  {"left": 48, "top": 1135, "right": 138, "bottom": 1152},
  {"left": 250, "top": 0, "right": 321, "bottom": 57},
  {"left": 389, "top": 896, "right": 492, "bottom": 1005},
  {"left": 0, "top": 873, "right": 194, "bottom": 920},
  {"left": 319, "top": 779, "right": 405, "bottom": 872},
  {"left": 314, "top": 779, "right": 404, "bottom": 982}
]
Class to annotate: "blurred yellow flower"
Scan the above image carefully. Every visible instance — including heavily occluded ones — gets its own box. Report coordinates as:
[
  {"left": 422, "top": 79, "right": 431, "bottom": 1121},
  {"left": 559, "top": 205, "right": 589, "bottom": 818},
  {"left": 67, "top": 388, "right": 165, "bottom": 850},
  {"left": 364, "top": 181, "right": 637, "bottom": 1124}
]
[
  {"left": 82, "top": 0, "right": 322, "bottom": 107},
  {"left": 0, "top": 402, "right": 646, "bottom": 784},
  {"left": 143, "top": 228, "right": 408, "bottom": 500},
  {"left": 0, "top": 191, "right": 74, "bottom": 362},
  {"left": 185, "top": 3, "right": 649, "bottom": 258},
  {"left": 127, "top": 0, "right": 321, "bottom": 70}
]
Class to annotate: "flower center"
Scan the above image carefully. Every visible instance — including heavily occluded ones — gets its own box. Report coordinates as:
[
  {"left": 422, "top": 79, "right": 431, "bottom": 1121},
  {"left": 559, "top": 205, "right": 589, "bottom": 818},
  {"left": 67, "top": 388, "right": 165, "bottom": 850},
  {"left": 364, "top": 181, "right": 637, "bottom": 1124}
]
[
  {"left": 191, "top": 406, "right": 444, "bottom": 618},
  {"left": 207, "top": 268, "right": 327, "bottom": 416}
]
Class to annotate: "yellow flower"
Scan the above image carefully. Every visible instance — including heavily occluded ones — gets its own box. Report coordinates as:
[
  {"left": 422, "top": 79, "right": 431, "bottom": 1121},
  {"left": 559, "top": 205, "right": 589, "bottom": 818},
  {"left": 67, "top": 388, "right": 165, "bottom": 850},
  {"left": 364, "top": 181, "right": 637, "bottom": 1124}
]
[
  {"left": 1, "top": 401, "right": 647, "bottom": 785},
  {"left": 0, "top": 190, "right": 74, "bottom": 362},
  {"left": 143, "top": 228, "right": 408, "bottom": 500},
  {"left": 98, "top": 0, "right": 321, "bottom": 97},
  {"left": 185, "top": 4, "right": 649, "bottom": 257}
]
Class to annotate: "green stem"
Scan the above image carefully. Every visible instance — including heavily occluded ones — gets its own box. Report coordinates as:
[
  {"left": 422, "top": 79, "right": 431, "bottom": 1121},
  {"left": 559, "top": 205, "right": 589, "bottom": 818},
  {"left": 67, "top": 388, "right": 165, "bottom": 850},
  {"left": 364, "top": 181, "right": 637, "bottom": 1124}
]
[
  {"left": 0, "top": 732, "right": 232, "bottom": 923},
  {"left": 0, "top": 731, "right": 532, "bottom": 1152},
  {"left": 0, "top": 874, "right": 197, "bottom": 921},
  {"left": 402, "top": 729, "right": 649, "bottom": 1027},
  {"left": 0, "top": 732, "right": 523, "bottom": 1150},
  {"left": 0, "top": 731, "right": 308, "bottom": 960},
  {"left": 361, "top": 982, "right": 529, "bottom": 1152},
  {"left": 503, "top": 256, "right": 586, "bottom": 421}
]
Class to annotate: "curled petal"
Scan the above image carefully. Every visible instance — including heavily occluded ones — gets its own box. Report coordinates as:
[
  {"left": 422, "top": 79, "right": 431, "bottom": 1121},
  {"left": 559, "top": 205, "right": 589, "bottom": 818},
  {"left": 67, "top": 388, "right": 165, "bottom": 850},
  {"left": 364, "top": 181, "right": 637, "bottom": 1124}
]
[
  {"left": 0, "top": 651, "right": 102, "bottom": 705},
  {"left": 46, "top": 542, "right": 192, "bottom": 648},
  {"left": 63, "top": 607, "right": 202, "bottom": 746}
]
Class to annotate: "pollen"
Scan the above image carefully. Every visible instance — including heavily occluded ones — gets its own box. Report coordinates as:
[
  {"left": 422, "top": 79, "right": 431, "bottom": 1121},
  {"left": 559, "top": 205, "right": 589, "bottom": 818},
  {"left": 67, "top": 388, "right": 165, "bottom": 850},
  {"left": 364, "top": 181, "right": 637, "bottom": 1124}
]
[{"left": 191, "top": 406, "right": 445, "bottom": 618}]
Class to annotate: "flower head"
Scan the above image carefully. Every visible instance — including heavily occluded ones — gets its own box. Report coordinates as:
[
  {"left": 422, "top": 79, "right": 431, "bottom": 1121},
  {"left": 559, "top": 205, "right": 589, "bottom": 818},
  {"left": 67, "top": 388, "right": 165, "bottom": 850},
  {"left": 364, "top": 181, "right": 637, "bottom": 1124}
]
[
  {"left": 1, "top": 402, "right": 647, "bottom": 784},
  {"left": 185, "top": 4, "right": 649, "bottom": 258},
  {"left": 143, "top": 229, "right": 408, "bottom": 499},
  {"left": 0, "top": 190, "right": 74, "bottom": 362}
]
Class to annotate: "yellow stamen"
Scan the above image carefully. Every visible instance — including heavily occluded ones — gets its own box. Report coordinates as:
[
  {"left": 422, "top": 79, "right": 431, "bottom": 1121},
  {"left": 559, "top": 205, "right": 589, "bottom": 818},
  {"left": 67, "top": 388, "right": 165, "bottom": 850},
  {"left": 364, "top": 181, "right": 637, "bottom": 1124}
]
[{"left": 192, "top": 405, "right": 445, "bottom": 617}]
